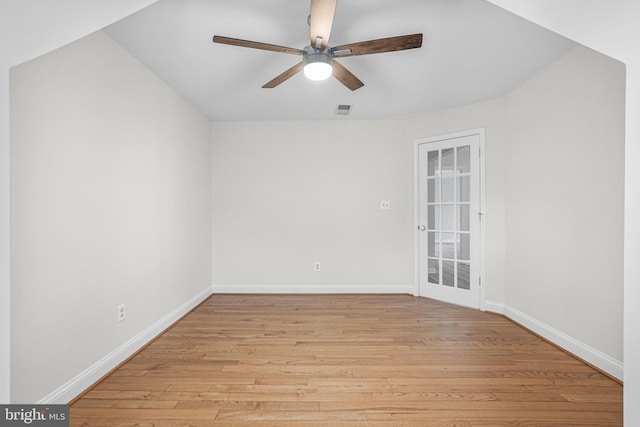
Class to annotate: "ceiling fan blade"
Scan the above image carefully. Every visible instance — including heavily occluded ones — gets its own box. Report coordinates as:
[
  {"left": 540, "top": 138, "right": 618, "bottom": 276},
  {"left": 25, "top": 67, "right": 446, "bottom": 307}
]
[
  {"left": 309, "top": 0, "right": 337, "bottom": 49},
  {"left": 262, "top": 62, "right": 304, "bottom": 88},
  {"left": 213, "top": 35, "right": 304, "bottom": 56},
  {"left": 332, "top": 60, "right": 364, "bottom": 91},
  {"left": 332, "top": 33, "right": 423, "bottom": 57}
]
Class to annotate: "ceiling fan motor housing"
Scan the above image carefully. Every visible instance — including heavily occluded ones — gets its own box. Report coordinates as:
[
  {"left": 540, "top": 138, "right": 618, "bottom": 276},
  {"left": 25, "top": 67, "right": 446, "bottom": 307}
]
[{"left": 302, "top": 46, "right": 334, "bottom": 80}]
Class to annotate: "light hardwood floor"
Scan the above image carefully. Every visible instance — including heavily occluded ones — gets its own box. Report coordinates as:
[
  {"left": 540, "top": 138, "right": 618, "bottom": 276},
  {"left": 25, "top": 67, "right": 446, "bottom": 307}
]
[{"left": 71, "top": 294, "right": 622, "bottom": 426}]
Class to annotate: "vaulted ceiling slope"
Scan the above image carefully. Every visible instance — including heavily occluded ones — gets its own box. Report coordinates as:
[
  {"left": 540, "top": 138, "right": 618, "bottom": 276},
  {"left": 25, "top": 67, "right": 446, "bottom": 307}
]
[{"left": 104, "top": 0, "right": 576, "bottom": 121}]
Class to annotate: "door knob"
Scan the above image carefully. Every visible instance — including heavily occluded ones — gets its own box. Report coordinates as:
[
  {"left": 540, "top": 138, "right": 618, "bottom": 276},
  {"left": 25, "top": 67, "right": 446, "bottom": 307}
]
[{"left": 418, "top": 225, "right": 426, "bottom": 231}]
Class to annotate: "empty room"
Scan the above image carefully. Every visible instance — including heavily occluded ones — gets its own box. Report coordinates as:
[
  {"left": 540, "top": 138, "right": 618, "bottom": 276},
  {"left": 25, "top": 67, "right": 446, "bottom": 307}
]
[{"left": 1, "top": 0, "right": 639, "bottom": 426}]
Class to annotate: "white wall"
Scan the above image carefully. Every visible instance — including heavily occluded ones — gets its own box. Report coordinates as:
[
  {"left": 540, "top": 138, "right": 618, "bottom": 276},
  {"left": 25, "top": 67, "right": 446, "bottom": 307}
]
[
  {"left": 211, "top": 98, "right": 508, "bottom": 297},
  {"left": 0, "top": 0, "right": 160, "bottom": 405},
  {"left": 210, "top": 97, "right": 506, "bottom": 296},
  {"left": 211, "top": 119, "right": 414, "bottom": 292},
  {"left": 504, "top": 45, "right": 625, "bottom": 361},
  {"left": 486, "top": 1, "right": 640, "bottom": 422},
  {"left": 10, "top": 30, "right": 211, "bottom": 403},
  {"left": 625, "top": 65, "right": 640, "bottom": 425},
  {"left": 0, "top": 68, "right": 9, "bottom": 404}
]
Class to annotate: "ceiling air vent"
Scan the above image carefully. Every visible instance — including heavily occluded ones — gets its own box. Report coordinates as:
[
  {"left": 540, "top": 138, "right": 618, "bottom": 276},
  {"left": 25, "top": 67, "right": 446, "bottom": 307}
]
[{"left": 335, "top": 104, "right": 352, "bottom": 116}]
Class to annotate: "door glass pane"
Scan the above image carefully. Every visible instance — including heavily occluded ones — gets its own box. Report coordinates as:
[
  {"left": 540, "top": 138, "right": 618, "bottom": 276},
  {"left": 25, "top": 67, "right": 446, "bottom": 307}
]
[
  {"left": 443, "top": 260, "right": 455, "bottom": 287},
  {"left": 457, "top": 262, "right": 470, "bottom": 290},
  {"left": 441, "top": 177, "right": 455, "bottom": 203},
  {"left": 441, "top": 148, "right": 455, "bottom": 175},
  {"left": 441, "top": 232, "right": 455, "bottom": 259},
  {"left": 427, "top": 178, "right": 439, "bottom": 203},
  {"left": 427, "top": 205, "right": 439, "bottom": 230},
  {"left": 441, "top": 205, "right": 454, "bottom": 231},
  {"left": 428, "top": 232, "right": 439, "bottom": 257},
  {"left": 457, "top": 176, "right": 470, "bottom": 203},
  {"left": 427, "top": 151, "right": 439, "bottom": 176},
  {"left": 457, "top": 146, "right": 470, "bottom": 173},
  {"left": 457, "top": 233, "right": 470, "bottom": 261},
  {"left": 457, "top": 204, "right": 470, "bottom": 232},
  {"left": 428, "top": 259, "right": 440, "bottom": 284}
]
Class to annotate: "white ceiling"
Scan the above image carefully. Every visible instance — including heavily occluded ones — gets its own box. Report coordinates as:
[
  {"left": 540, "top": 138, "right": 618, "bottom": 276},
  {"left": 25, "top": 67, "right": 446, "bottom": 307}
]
[{"left": 104, "top": 0, "right": 576, "bottom": 121}]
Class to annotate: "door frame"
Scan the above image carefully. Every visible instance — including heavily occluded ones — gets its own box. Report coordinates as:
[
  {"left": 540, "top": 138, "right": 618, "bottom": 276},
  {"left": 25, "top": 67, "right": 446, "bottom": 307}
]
[{"left": 413, "top": 128, "right": 486, "bottom": 310}]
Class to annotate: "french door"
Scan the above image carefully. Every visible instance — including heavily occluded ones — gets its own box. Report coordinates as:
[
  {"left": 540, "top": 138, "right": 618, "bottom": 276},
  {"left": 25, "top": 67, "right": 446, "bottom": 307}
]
[{"left": 416, "top": 131, "right": 483, "bottom": 309}]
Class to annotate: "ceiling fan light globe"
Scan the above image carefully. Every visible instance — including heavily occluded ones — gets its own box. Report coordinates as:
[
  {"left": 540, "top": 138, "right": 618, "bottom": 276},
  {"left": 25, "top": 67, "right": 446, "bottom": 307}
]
[{"left": 304, "top": 61, "right": 333, "bottom": 81}]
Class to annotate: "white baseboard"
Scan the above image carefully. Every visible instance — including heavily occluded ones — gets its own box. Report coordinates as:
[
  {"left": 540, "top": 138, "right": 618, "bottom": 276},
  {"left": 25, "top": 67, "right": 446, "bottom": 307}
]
[
  {"left": 485, "top": 301, "right": 622, "bottom": 381},
  {"left": 38, "top": 285, "right": 213, "bottom": 404},
  {"left": 483, "top": 300, "right": 505, "bottom": 314},
  {"left": 212, "top": 283, "right": 416, "bottom": 295}
]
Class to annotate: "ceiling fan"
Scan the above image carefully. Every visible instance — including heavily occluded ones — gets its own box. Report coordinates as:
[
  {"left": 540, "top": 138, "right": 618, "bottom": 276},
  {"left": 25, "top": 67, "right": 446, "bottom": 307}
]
[{"left": 212, "top": 0, "right": 423, "bottom": 91}]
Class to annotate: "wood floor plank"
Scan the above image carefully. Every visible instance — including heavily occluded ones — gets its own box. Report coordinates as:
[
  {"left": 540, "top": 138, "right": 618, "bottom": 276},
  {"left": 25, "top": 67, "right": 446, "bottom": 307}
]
[{"left": 70, "top": 294, "right": 622, "bottom": 426}]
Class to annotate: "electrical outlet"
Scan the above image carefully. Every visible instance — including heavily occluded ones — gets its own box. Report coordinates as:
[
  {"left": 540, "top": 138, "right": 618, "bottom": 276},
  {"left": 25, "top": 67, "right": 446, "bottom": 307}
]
[
  {"left": 314, "top": 262, "right": 321, "bottom": 272},
  {"left": 117, "top": 303, "right": 126, "bottom": 322},
  {"left": 380, "top": 200, "right": 391, "bottom": 210}
]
